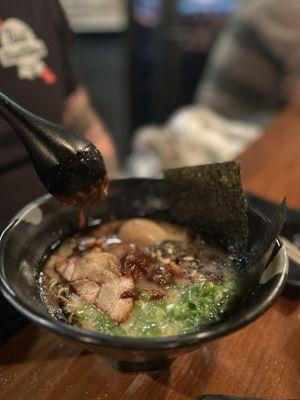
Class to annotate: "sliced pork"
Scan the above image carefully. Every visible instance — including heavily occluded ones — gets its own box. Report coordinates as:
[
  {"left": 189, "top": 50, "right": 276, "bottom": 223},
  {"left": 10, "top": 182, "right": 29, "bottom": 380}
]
[{"left": 55, "top": 250, "right": 134, "bottom": 323}]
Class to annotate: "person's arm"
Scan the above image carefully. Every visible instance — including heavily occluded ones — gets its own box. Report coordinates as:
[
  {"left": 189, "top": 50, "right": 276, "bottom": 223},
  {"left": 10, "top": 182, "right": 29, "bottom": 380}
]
[
  {"left": 52, "top": 1, "right": 119, "bottom": 177},
  {"left": 196, "top": 0, "right": 300, "bottom": 118},
  {"left": 195, "top": 3, "right": 280, "bottom": 119},
  {"left": 62, "top": 85, "right": 120, "bottom": 178}
]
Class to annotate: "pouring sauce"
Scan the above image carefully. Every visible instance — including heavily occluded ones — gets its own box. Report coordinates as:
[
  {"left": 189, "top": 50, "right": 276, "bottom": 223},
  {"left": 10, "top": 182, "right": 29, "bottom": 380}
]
[
  {"left": 0, "top": 90, "right": 109, "bottom": 230},
  {"left": 56, "top": 174, "right": 109, "bottom": 229}
]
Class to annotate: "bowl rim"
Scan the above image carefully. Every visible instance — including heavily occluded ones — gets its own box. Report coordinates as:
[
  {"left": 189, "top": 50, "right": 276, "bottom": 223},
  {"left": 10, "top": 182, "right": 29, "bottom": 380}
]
[{"left": 0, "top": 179, "right": 289, "bottom": 350}]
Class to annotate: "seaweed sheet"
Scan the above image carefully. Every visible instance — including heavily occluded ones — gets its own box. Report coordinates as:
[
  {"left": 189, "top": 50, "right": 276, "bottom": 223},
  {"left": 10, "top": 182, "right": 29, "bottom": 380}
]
[
  {"left": 164, "top": 161, "right": 249, "bottom": 251},
  {"left": 164, "top": 162, "right": 286, "bottom": 272}
]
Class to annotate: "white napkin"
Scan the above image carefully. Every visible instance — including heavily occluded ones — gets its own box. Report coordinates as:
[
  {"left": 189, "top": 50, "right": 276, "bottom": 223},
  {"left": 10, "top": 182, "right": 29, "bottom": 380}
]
[{"left": 126, "top": 106, "right": 262, "bottom": 177}]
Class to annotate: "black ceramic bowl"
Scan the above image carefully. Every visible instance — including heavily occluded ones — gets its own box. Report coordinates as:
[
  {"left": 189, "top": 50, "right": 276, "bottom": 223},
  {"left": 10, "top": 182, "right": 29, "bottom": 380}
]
[{"left": 0, "top": 179, "right": 288, "bottom": 371}]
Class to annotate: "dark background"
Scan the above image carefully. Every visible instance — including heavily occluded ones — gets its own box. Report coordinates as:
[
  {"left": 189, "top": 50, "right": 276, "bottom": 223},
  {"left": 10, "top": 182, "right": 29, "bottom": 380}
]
[
  {"left": 72, "top": 0, "right": 237, "bottom": 162},
  {"left": 0, "top": 0, "right": 237, "bottom": 344}
]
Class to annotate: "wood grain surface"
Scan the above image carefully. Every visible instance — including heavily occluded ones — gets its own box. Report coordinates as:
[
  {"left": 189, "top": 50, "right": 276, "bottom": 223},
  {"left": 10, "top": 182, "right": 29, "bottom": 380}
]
[
  {"left": 1, "top": 105, "right": 300, "bottom": 400},
  {"left": 240, "top": 103, "right": 300, "bottom": 209}
]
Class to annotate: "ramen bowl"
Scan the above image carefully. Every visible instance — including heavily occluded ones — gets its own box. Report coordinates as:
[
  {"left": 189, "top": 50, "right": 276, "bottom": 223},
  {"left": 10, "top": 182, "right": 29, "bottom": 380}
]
[{"left": 0, "top": 179, "right": 288, "bottom": 371}]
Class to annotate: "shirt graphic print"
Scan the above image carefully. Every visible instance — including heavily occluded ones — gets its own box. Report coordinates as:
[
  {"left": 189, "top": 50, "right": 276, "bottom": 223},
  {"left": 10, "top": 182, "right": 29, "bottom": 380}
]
[{"left": 0, "top": 18, "right": 57, "bottom": 85}]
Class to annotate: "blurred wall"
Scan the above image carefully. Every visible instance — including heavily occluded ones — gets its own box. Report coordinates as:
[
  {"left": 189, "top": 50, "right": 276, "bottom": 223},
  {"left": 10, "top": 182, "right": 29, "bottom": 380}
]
[{"left": 72, "top": 34, "right": 130, "bottom": 160}]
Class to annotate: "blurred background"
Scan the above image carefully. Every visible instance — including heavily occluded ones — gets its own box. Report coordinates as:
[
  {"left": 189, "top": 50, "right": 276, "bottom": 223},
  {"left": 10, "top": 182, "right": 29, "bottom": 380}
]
[
  {"left": 2, "top": 0, "right": 300, "bottom": 343},
  {"left": 60, "top": 0, "right": 237, "bottom": 161}
]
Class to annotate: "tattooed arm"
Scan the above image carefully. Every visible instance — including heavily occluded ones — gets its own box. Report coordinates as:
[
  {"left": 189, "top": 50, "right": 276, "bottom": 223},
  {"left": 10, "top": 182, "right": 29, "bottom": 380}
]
[{"left": 63, "top": 86, "right": 119, "bottom": 177}]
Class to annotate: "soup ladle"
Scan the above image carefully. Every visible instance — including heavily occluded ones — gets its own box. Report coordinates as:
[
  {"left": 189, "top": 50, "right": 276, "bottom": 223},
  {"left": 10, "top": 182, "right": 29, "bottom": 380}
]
[{"left": 0, "top": 91, "right": 108, "bottom": 208}]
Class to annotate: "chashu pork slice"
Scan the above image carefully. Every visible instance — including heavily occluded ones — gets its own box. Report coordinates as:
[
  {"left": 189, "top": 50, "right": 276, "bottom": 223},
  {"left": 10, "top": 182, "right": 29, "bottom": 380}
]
[{"left": 55, "top": 250, "right": 134, "bottom": 323}]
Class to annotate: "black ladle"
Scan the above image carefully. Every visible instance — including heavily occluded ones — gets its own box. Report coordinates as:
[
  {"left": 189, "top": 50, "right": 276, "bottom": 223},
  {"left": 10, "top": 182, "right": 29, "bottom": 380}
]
[{"left": 0, "top": 91, "right": 108, "bottom": 207}]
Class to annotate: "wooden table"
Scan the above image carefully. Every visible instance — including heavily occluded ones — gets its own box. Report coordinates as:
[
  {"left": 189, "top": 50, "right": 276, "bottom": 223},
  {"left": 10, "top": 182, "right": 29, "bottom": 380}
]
[{"left": 1, "top": 106, "right": 300, "bottom": 400}]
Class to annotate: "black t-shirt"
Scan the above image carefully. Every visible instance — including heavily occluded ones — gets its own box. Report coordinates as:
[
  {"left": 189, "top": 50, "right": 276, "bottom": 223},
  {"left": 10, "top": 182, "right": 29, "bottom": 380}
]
[
  {"left": 0, "top": 0, "right": 78, "bottom": 343},
  {"left": 0, "top": 0, "right": 78, "bottom": 229},
  {"left": 0, "top": 0, "right": 78, "bottom": 170}
]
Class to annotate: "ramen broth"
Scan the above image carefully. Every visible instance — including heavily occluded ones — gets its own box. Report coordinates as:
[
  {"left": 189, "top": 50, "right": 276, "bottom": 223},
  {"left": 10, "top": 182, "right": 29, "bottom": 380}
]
[{"left": 40, "top": 218, "right": 237, "bottom": 337}]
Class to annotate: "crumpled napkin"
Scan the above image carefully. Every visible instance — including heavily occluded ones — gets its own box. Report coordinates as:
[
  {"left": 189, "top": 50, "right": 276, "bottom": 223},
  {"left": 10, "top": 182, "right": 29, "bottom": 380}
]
[{"left": 125, "top": 106, "right": 262, "bottom": 177}]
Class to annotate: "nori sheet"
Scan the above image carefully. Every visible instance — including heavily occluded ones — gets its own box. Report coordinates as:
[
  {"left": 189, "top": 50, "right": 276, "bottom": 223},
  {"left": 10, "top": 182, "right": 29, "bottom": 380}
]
[
  {"left": 164, "top": 161, "right": 249, "bottom": 251},
  {"left": 164, "top": 161, "right": 286, "bottom": 272}
]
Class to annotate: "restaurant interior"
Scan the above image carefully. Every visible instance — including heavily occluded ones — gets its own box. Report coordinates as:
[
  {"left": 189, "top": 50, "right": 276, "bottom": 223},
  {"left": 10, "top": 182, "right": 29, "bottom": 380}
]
[{"left": 0, "top": 1, "right": 299, "bottom": 399}]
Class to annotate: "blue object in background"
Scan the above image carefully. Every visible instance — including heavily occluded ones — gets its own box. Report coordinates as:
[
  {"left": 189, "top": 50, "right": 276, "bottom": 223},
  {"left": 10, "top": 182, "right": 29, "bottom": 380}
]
[
  {"left": 178, "top": 0, "right": 237, "bottom": 15},
  {"left": 133, "top": 0, "right": 237, "bottom": 25},
  {"left": 134, "top": 0, "right": 160, "bottom": 13},
  {"left": 133, "top": 0, "right": 161, "bottom": 27}
]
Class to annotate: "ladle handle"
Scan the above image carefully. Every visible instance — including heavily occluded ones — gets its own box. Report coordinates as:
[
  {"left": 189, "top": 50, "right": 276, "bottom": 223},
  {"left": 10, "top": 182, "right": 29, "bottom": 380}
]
[
  {"left": 0, "top": 91, "right": 35, "bottom": 141},
  {"left": 0, "top": 91, "right": 107, "bottom": 206},
  {"left": 0, "top": 91, "right": 61, "bottom": 170}
]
